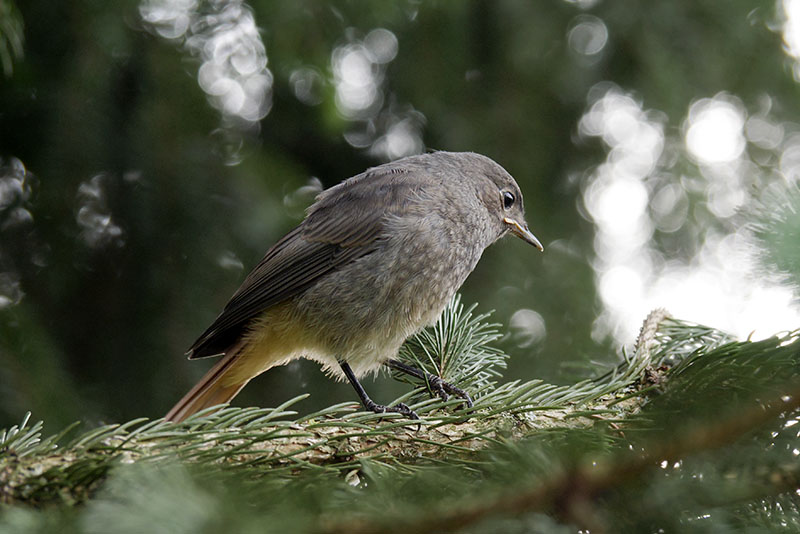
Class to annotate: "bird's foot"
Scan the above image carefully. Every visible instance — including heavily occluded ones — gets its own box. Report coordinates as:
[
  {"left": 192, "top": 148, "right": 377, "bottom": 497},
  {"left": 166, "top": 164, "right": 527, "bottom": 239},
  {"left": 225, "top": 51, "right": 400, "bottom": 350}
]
[
  {"left": 428, "top": 376, "right": 474, "bottom": 408},
  {"left": 386, "top": 359, "right": 473, "bottom": 411},
  {"left": 364, "top": 399, "right": 419, "bottom": 420}
]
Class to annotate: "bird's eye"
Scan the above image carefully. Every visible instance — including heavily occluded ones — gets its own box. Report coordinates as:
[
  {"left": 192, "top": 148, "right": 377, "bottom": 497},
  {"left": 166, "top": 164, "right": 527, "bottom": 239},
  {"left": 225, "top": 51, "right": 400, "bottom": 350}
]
[{"left": 502, "top": 191, "right": 515, "bottom": 210}]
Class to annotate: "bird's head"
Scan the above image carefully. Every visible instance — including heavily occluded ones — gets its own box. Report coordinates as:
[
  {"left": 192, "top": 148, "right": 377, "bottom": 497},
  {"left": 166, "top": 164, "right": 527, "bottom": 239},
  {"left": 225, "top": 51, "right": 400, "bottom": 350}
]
[{"left": 464, "top": 152, "right": 543, "bottom": 251}]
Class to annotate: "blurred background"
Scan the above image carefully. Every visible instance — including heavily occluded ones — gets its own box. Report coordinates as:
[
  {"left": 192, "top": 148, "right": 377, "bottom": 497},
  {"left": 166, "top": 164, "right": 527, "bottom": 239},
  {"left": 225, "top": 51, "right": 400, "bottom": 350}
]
[{"left": 1, "top": 0, "right": 799, "bottom": 430}]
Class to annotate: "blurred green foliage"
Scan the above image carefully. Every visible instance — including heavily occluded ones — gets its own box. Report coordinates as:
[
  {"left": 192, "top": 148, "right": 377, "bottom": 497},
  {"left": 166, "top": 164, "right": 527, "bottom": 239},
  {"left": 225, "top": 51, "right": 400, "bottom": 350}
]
[{"left": 0, "top": 0, "right": 795, "bottom": 431}]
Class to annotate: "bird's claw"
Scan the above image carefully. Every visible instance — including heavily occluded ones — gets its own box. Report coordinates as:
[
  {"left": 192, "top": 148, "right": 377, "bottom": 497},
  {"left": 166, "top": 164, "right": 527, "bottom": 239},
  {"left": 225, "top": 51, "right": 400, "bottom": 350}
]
[
  {"left": 365, "top": 400, "right": 419, "bottom": 420},
  {"left": 428, "top": 376, "right": 473, "bottom": 409}
]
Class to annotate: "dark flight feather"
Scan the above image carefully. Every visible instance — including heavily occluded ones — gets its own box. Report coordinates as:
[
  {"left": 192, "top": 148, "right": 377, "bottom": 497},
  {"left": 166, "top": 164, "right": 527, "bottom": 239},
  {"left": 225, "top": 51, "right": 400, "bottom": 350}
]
[{"left": 187, "top": 168, "right": 420, "bottom": 359}]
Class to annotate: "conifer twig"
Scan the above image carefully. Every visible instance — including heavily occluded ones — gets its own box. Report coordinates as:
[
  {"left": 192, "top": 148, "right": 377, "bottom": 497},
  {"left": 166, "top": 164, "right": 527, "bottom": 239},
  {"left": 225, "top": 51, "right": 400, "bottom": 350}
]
[
  {"left": 321, "top": 380, "right": 800, "bottom": 534},
  {"left": 0, "top": 300, "right": 684, "bottom": 506}
]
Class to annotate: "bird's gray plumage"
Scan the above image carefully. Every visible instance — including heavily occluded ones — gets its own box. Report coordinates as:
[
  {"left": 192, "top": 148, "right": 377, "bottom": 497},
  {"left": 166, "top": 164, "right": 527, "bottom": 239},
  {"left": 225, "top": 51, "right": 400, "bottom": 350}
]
[
  {"left": 167, "top": 150, "right": 542, "bottom": 422},
  {"left": 187, "top": 151, "right": 535, "bottom": 377}
]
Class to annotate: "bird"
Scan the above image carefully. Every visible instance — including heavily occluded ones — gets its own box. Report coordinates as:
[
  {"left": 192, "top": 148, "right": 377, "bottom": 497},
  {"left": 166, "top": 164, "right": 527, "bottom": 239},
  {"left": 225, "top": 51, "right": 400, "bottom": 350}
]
[{"left": 165, "top": 151, "right": 543, "bottom": 422}]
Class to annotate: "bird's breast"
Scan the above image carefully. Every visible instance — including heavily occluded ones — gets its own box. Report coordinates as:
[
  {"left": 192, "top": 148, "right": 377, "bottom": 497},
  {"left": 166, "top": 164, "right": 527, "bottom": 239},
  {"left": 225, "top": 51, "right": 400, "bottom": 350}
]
[{"left": 291, "top": 208, "right": 491, "bottom": 370}]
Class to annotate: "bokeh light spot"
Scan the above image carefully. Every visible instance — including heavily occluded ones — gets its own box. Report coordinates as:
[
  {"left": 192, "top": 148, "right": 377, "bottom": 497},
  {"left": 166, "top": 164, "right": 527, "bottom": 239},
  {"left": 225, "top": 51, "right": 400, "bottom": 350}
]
[
  {"left": 331, "top": 29, "right": 425, "bottom": 161},
  {"left": 141, "top": 0, "right": 272, "bottom": 125},
  {"left": 290, "top": 67, "right": 325, "bottom": 106},
  {"left": 364, "top": 28, "right": 398, "bottom": 64},
  {"left": 75, "top": 174, "right": 125, "bottom": 249},
  {"left": 685, "top": 96, "right": 746, "bottom": 164},
  {"left": 568, "top": 15, "right": 608, "bottom": 56},
  {"left": 510, "top": 308, "right": 547, "bottom": 348}
]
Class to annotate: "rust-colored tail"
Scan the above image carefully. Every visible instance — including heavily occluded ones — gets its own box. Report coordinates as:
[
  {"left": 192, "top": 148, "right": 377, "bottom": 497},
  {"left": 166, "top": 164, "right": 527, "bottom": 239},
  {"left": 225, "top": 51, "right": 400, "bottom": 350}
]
[{"left": 165, "top": 344, "right": 249, "bottom": 422}]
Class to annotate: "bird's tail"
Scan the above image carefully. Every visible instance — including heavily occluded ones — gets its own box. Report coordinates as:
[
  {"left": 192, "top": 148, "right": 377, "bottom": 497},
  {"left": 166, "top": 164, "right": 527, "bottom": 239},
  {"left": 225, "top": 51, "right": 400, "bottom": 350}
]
[{"left": 165, "top": 342, "right": 250, "bottom": 422}]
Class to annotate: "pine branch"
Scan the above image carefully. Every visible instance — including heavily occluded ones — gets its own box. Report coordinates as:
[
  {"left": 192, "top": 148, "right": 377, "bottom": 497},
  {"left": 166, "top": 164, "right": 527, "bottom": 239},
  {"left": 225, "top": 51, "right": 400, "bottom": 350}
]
[
  {"left": 0, "top": 297, "right": 682, "bottom": 507},
  {"left": 3, "top": 301, "right": 797, "bottom": 533},
  {"left": 322, "top": 371, "right": 800, "bottom": 534}
]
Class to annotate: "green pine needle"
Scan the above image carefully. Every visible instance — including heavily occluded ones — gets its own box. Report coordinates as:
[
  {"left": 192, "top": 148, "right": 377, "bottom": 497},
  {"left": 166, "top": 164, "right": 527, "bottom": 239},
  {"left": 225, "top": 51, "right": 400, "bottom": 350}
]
[
  {"left": 394, "top": 294, "right": 507, "bottom": 401},
  {"left": 750, "top": 183, "right": 800, "bottom": 301}
]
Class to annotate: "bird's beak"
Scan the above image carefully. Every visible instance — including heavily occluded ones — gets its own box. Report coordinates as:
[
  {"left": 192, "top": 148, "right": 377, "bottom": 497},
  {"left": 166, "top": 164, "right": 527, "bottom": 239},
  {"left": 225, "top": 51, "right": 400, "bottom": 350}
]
[{"left": 503, "top": 217, "right": 544, "bottom": 252}]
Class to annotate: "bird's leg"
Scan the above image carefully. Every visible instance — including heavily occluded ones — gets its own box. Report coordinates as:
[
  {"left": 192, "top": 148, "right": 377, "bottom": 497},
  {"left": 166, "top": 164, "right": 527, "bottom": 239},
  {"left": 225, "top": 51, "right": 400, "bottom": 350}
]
[
  {"left": 387, "top": 359, "right": 473, "bottom": 409},
  {"left": 339, "top": 361, "right": 419, "bottom": 419}
]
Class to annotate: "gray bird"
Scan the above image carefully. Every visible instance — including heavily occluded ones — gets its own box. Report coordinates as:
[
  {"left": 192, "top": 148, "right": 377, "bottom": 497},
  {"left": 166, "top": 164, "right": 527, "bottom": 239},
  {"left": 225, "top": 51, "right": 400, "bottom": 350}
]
[{"left": 166, "top": 151, "right": 542, "bottom": 422}]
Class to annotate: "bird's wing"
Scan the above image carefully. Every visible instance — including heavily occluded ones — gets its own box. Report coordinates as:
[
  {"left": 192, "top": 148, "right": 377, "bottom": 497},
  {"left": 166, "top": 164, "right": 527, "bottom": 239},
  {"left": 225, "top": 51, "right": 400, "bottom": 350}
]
[{"left": 187, "top": 167, "right": 421, "bottom": 358}]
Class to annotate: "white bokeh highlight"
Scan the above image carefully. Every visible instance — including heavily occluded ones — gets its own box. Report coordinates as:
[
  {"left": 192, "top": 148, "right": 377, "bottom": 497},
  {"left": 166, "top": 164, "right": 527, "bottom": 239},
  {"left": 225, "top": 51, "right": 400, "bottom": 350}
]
[
  {"left": 686, "top": 97, "right": 746, "bottom": 165},
  {"left": 140, "top": 0, "right": 272, "bottom": 124},
  {"left": 580, "top": 84, "right": 800, "bottom": 344},
  {"left": 782, "top": 0, "right": 800, "bottom": 80},
  {"left": 331, "top": 28, "right": 425, "bottom": 161},
  {"left": 568, "top": 15, "right": 608, "bottom": 56}
]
